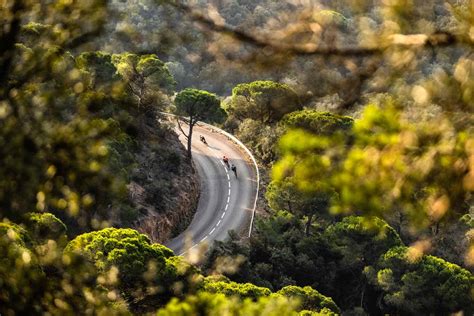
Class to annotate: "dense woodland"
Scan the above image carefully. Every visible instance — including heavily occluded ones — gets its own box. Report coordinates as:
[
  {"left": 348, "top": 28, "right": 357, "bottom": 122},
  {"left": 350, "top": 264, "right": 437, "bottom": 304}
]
[{"left": 1, "top": 0, "right": 473, "bottom": 315}]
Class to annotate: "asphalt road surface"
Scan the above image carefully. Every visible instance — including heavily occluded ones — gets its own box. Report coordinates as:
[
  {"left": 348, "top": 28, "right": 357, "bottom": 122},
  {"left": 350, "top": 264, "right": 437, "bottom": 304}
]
[{"left": 165, "top": 124, "right": 257, "bottom": 255}]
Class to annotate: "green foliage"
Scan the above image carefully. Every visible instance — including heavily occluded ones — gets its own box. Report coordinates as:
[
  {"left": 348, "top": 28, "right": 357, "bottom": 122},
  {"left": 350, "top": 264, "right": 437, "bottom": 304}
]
[
  {"left": 231, "top": 108, "right": 353, "bottom": 166},
  {"left": 3, "top": 1, "right": 474, "bottom": 315},
  {"left": 21, "top": 22, "right": 52, "bottom": 36},
  {"left": 156, "top": 292, "right": 301, "bottom": 316},
  {"left": 2, "top": 35, "right": 135, "bottom": 300},
  {"left": 25, "top": 212, "right": 67, "bottom": 244},
  {"left": 137, "top": 55, "right": 176, "bottom": 93},
  {"left": 76, "top": 51, "right": 120, "bottom": 89},
  {"left": 65, "top": 228, "right": 175, "bottom": 288},
  {"left": 324, "top": 216, "right": 403, "bottom": 269},
  {"left": 19, "top": 22, "right": 59, "bottom": 48},
  {"left": 299, "top": 310, "right": 338, "bottom": 316},
  {"left": 0, "top": 221, "right": 31, "bottom": 245},
  {"left": 199, "top": 277, "right": 339, "bottom": 314},
  {"left": 228, "top": 80, "right": 301, "bottom": 124},
  {"left": 274, "top": 99, "right": 473, "bottom": 230},
  {"left": 367, "top": 246, "right": 474, "bottom": 314},
  {"left": 266, "top": 178, "right": 304, "bottom": 214},
  {"left": 266, "top": 177, "right": 333, "bottom": 235},
  {"left": 112, "top": 53, "right": 176, "bottom": 109},
  {"left": 204, "top": 212, "right": 340, "bottom": 296},
  {"left": 319, "top": 216, "right": 403, "bottom": 310},
  {"left": 281, "top": 110, "right": 353, "bottom": 135},
  {"left": 205, "top": 214, "right": 407, "bottom": 312},
  {"left": 64, "top": 228, "right": 202, "bottom": 311},
  {"left": 0, "top": 222, "right": 44, "bottom": 314},
  {"left": 174, "top": 88, "right": 224, "bottom": 124},
  {"left": 1, "top": 32, "right": 127, "bottom": 228},
  {"left": 277, "top": 286, "right": 340, "bottom": 314},
  {"left": 0, "top": 221, "right": 129, "bottom": 315},
  {"left": 233, "top": 118, "right": 282, "bottom": 165},
  {"left": 202, "top": 277, "right": 272, "bottom": 300},
  {"left": 174, "top": 88, "right": 224, "bottom": 157}
]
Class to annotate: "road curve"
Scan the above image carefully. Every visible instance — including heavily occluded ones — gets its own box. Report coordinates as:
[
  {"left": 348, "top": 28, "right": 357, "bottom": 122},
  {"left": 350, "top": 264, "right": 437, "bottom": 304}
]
[{"left": 165, "top": 123, "right": 258, "bottom": 255}]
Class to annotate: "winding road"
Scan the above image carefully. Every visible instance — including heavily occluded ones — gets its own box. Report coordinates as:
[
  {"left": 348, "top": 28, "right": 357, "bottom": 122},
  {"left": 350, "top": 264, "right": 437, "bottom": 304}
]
[{"left": 165, "top": 123, "right": 258, "bottom": 255}]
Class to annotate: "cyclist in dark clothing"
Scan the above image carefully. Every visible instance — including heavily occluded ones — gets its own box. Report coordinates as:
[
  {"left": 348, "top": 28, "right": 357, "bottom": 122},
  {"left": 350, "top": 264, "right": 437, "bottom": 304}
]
[{"left": 231, "top": 164, "right": 237, "bottom": 177}]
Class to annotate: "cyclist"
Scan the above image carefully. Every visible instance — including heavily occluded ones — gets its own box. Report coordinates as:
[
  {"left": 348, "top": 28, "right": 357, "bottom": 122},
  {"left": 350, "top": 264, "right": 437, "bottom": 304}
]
[
  {"left": 223, "top": 156, "right": 229, "bottom": 168},
  {"left": 200, "top": 135, "right": 207, "bottom": 144},
  {"left": 231, "top": 164, "right": 237, "bottom": 177}
]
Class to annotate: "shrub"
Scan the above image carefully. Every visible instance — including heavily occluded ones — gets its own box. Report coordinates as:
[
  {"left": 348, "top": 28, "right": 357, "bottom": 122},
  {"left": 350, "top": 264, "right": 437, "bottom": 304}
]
[{"left": 277, "top": 285, "right": 340, "bottom": 314}]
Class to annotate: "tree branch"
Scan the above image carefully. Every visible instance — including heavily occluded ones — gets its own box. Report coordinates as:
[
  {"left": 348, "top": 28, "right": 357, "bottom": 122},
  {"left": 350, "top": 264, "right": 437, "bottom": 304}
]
[
  {"left": 64, "top": 24, "right": 106, "bottom": 49},
  {"left": 176, "top": 117, "right": 189, "bottom": 139}
]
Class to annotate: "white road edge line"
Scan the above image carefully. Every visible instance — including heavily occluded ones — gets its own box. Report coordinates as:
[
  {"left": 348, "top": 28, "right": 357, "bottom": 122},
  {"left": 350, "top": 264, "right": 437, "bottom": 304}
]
[
  {"left": 200, "top": 236, "right": 208, "bottom": 242},
  {"left": 221, "top": 212, "right": 225, "bottom": 218},
  {"left": 217, "top": 220, "right": 221, "bottom": 226},
  {"left": 179, "top": 243, "right": 198, "bottom": 256},
  {"left": 209, "top": 228, "right": 216, "bottom": 235}
]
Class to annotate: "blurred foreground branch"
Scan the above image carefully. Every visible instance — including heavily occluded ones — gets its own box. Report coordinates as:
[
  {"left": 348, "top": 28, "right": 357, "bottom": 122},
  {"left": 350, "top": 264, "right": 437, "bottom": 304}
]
[{"left": 164, "top": 0, "right": 470, "bottom": 57}]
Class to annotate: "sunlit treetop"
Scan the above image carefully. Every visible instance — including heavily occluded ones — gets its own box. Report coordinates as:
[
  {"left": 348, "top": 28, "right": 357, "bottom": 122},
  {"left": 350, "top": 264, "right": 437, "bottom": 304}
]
[
  {"left": 65, "top": 228, "right": 174, "bottom": 273},
  {"left": 202, "top": 277, "right": 272, "bottom": 300},
  {"left": 112, "top": 53, "right": 176, "bottom": 97},
  {"left": 174, "top": 88, "right": 223, "bottom": 123},
  {"left": 228, "top": 80, "right": 301, "bottom": 123},
  {"left": 281, "top": 110, "right": 353, "bottom": 135},
  {"left": 276, "top": 285, "right": 340, "bottom": 314}
]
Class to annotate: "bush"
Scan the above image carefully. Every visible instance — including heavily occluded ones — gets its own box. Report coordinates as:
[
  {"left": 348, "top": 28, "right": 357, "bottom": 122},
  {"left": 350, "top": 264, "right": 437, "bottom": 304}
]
[
  {"left": 64, "top": 228, "right": 182, "bottom": 303},
  {"left": 281, "top": 110, "right": 353, "bottom": 135},
  {"left": 202, "top": 277, "right": 272, "bottom": 300},
  {"left": 277, "top": 285, "right": 340, "bottom": 314}
]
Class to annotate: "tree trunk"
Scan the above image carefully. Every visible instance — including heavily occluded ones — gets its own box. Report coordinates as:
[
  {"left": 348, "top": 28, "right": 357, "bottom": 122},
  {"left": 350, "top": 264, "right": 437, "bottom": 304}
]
[
  {"left": 305, "top": 213, "right": 313, "bottom": 236},
  {"left": 432, "top": 221, "right": 440, "bottom": 236},
  {"left": 187, "top": 118, "right": 194, "bottom": 158},
  {"left": 397, "top": 211, "right": 403, "bottom": 235}
]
